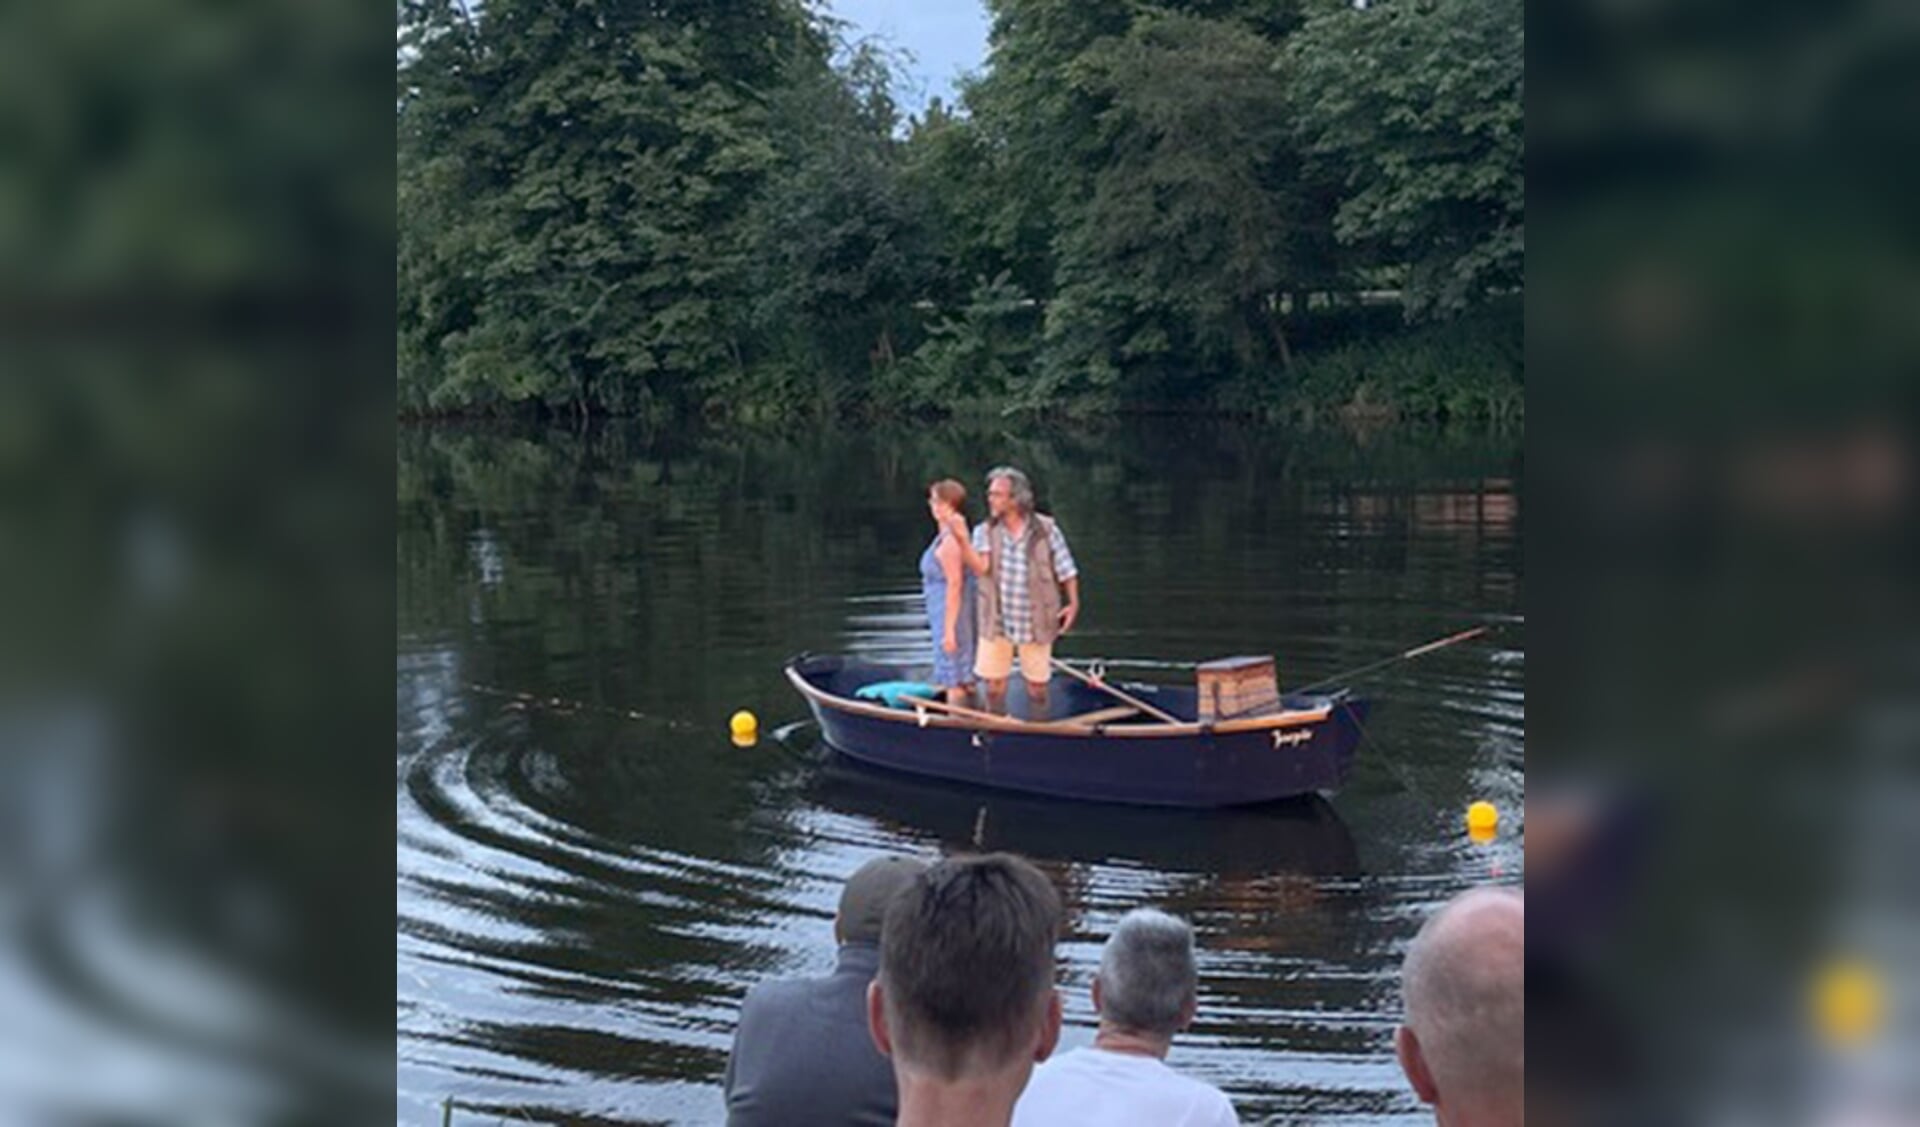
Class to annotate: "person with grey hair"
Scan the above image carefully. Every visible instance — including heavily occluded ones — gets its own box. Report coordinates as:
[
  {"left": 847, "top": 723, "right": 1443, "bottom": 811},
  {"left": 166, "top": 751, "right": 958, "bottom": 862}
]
[
  {"left": 1395, "top": 886, "right": 1524, "bottom": 1127},
  {"left": 1009, "top": 908, "right": 1239, "bottom": 1127},
  {"left": 936, "top": 465, "right": 1081, "bottom": 717}
]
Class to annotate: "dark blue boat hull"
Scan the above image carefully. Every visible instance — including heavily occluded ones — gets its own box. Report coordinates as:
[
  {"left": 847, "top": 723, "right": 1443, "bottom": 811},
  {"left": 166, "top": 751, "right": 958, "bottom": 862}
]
[
  {"left": 809, "top": 755, "right": 1363, "bottom": 875},
  {"left": 788, "top": 656, "right": 1367, "bottom": 808}
]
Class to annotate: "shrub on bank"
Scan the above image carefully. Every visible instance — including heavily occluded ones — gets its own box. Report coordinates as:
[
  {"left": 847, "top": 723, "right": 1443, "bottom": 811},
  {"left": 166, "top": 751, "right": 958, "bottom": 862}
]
[{"left": 1219, "top": 302, "right": 1521, "bottom": 426}]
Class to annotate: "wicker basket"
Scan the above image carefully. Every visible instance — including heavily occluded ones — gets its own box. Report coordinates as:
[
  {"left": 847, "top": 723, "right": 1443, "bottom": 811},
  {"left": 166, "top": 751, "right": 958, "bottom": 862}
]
[{"left": 1196, "top": 656, "right": 1280, "bottom": 722}]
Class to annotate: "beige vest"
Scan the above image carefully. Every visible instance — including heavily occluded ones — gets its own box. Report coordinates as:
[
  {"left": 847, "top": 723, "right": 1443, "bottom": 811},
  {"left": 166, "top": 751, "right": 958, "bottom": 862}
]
[{"left": 977, "top": 513, "right": 1064, "bottom": 645}]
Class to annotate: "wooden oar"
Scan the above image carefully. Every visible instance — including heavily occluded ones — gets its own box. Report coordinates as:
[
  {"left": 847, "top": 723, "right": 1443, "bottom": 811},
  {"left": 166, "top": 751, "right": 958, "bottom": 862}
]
[
  {"left": 1292, "top": 625, "right": 1492, "bottom": 693},
  {"left": 898, "top": 694, "right": 1134, "bottom": 732},
  {"left": 898, "top": 693, "right": 1013, "bottom": 726},
  {"left": 1049, "top": 658, "right": 1182, "bottom": 724}
]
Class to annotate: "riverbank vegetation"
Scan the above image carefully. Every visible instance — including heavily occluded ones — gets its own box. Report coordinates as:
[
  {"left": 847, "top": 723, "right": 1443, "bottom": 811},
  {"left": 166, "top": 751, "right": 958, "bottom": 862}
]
[{"left": 398, "top": 0, "right": 1521, "bottom": 424}]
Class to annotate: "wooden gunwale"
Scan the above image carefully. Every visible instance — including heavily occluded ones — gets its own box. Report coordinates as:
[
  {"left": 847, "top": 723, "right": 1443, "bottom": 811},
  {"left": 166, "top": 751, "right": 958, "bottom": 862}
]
[
  {"left": 1057, "top": 704, "right": 1144, "bottom": 726},
  {"left": 785, "top": 665, "right": 1332, "bottom": 738}
]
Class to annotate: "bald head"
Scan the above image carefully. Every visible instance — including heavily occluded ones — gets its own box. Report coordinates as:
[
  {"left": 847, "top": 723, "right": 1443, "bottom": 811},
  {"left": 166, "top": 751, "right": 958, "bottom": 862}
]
[{"left": 1397, "top": 887, "right": 1524, "bottom": 1126}]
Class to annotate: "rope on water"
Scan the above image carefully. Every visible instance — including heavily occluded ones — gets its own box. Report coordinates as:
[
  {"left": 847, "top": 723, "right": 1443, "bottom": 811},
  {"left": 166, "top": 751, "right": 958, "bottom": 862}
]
[
  {"left": 765, "top": 720, "right": 831, "bottom": 767},
  {"left": 1337, "top": 697, "right": 1429, "bottom": 803},
  {"left": 463, "top": 682, "right": 702, "bottom": 731}
]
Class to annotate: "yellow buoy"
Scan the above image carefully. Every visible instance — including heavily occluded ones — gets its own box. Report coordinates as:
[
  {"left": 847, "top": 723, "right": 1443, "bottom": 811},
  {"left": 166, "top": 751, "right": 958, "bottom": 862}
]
[
  {"left": 730, "top": 710, "right": 758, "bottom": 738},
  {"left": 1812, "top": 959, "right": 1883, "bottom": 1047},
  {"left": 1466, "top": 801, "right": 1499, "bottom": 834}
]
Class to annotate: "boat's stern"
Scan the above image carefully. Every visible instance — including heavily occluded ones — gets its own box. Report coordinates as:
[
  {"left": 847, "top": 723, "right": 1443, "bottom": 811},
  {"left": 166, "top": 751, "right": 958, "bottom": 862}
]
[{"left": 1319, "top": 692, "right": 1370, "bottom": 790}]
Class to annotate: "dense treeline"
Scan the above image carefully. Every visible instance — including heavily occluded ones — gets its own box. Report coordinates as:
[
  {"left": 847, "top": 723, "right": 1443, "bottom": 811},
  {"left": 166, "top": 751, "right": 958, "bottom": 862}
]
[{"left": 398, "top": 0, "right": 1521, "bottom": 423}]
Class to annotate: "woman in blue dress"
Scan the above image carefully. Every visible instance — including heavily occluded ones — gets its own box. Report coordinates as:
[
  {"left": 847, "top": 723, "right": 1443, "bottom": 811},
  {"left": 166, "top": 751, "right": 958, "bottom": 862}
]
[{"left": 921, "top": 478, "right": 979, "bottom": 705}]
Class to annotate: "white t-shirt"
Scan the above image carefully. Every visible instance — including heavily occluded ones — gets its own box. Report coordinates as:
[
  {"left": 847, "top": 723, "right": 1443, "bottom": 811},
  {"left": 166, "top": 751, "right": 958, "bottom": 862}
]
[{"left": 1011, "top": 1046, "right": 1241, "bottom": 1127}]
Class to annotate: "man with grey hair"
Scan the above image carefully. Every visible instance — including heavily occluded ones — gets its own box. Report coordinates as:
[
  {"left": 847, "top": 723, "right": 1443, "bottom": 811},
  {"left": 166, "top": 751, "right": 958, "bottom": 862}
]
[
  {"left": 939, "top": 465, "right": 1081, "bottom": 717},
  {"left": 1010, "top": 908, "right": 1239, "bottom": 1127},
  {"left": 1395, "top": 886, "right": 1524, "bottom": 1127}
]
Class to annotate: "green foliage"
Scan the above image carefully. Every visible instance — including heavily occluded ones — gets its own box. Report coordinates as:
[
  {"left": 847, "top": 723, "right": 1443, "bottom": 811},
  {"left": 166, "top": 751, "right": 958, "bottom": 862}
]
[
  {"left": 397, "top": 0, "right": 1525, "bottom": 423},
  {"left": 1221, "top": 299, "right": 1523, "bottom": 424},
  {"left": 736, "top": 42, "right": 925, "bottom": 395},
  {"left": 1288, "top": 0, "right": 1524, "bottom": 318},
  {"left": 886, "top": 272, "right": 1040, "bottom": 412},
  {"left": 959, "top": 0, "right": 1137, "bottom": 298},
  {"left": 1040, "top": 13, "right": 1297, "bottom": 398},
  {"left": 398, "top": 0, "right": 807, "bottom": 416},
  {"left": 899, "top": 98, "right": 1016, "bottom": 311}
]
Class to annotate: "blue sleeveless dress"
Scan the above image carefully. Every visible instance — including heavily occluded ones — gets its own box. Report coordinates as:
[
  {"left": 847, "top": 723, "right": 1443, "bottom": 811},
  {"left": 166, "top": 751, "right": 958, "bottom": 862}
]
[{"left": 920, "top": 533, "right": 978, "bottom": 688}]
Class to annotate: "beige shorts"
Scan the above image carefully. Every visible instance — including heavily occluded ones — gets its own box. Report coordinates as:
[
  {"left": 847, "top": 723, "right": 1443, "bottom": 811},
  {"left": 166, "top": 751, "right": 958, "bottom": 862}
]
[{"left": 975, "top": 637, "right": 1053, "bottom": 684}]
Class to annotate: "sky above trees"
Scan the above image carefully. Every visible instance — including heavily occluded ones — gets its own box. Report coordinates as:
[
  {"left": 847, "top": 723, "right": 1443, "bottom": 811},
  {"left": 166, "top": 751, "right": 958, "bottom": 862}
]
[{"left": 829, "top": 0, "right": 989, "bottom": 112}]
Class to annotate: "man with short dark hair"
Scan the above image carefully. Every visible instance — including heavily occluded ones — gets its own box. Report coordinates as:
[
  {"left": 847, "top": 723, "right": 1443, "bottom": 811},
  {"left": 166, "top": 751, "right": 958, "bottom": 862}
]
[
  {"left": 723, "top": 855, "right": 928, "bottom": 1127},
  {"left": 1395, "top": 886, "right": 1524, "bottom": 1127},
  {"left": 1011, "top": 908, "right": 1239, "bottom": 1126},
  {"left": 866, "top": 853, "right": 1064, "bottom": 1127}
]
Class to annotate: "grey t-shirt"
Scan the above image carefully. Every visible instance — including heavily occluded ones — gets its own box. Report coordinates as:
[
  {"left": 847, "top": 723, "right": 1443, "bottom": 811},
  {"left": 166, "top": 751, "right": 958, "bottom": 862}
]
[{"left": 723, "top": 943, "right": 897, "bottom": 1127}]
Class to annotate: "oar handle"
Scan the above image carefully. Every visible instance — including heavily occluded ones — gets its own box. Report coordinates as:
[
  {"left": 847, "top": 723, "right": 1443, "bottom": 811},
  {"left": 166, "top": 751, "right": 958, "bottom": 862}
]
[
  {"left": 1401, "top": 625, "right": 1490, "bottom": 660},
  {"left": 1293, "top": 623, "right": 1496, "bottom": 693}
]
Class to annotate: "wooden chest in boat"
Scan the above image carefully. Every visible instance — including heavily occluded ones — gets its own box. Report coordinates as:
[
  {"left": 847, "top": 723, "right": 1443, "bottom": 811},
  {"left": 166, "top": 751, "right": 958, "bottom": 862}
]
[{"left": 1196, "top": 655, "right": 1280, "bottom": 721}]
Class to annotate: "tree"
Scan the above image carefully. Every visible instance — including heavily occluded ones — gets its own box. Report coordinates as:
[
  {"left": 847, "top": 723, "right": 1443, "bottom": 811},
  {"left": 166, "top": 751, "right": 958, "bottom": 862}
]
[
  {"left": 959, "top": 0, "right": 1137, "bottom": 300},
  {"left": 396, "top": 0, "right": 1523, "bottom": 420},
  {"left": 1038, "top": 13, "right": 1300, "bottom": 401},
  {"left": 397, "top": 0, "right": 810, "bottom": 417},
  {"left": 899, "top": 98, "right": 1005, "bottom": 312},
  {"left": 1288, "top": 0, "right": 1524, "bottom": 317},
  {"left": 741, "top": 41, "right": 926, "bottom": 395}
]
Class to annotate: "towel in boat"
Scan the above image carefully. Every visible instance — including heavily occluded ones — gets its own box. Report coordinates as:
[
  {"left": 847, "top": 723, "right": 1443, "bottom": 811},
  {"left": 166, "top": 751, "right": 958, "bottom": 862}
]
[{"left": 854, "top": 681, "right": 942, "bottom": 709}]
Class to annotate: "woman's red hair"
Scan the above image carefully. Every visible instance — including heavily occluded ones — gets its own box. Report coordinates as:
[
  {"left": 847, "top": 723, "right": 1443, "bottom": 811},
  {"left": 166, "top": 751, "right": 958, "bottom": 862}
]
[{"left": 929, "top": 479, "right": 967, "bottom": 509}]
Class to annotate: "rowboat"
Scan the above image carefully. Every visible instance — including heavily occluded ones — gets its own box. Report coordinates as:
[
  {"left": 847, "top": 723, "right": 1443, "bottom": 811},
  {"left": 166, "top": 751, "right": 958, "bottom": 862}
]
[{"left": 784, "top": 653, "right": 1370, "bottom": 808}]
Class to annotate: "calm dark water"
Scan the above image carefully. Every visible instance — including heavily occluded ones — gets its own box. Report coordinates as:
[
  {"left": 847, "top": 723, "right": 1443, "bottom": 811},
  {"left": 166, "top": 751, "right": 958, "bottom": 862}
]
[{"left": 396, "top": 419, "right": 1524, "bottom": 1125}]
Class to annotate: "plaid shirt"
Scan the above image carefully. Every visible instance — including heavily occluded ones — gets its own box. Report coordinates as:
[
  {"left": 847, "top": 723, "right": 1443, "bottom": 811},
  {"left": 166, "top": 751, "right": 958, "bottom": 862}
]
[{"left": 973, "top": 516, "right": 1078, "bottom": 644}]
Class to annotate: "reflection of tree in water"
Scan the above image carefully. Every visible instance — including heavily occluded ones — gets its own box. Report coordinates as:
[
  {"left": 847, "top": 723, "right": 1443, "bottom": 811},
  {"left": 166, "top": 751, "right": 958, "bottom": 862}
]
[
  {"left": 1168, "top": 871, "right": 1331, "bottom": 956},
  {"left": 401, "top": 419, "right": 1519, "bottom": 661},
  {"left": 802, "top": 755, "right": 1392, "bottom": 1059},
  {"left": 806, "top": 752, "right": 1361, "bottom": 946}
]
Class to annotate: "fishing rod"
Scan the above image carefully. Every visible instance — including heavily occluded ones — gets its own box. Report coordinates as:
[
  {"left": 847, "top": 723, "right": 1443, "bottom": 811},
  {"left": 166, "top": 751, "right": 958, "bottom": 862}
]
[{"left": 1292, "top": 625, "right": 1493, "bottom": 694}]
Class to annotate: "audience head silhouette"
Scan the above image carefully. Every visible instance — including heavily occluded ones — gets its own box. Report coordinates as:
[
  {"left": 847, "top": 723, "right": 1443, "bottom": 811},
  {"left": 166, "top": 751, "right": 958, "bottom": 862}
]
[
  {"left": 1395, "top": 886, "right": 1524, "bottom": 1127},
  {"left": 868, "top": 853, "right": 1063, "bottom": 1088},
  {"left": 1094, "top": 908, "right": 1197, "bottom": 1042}
]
